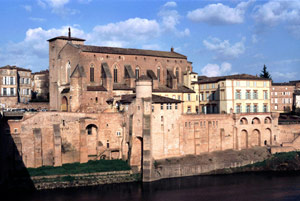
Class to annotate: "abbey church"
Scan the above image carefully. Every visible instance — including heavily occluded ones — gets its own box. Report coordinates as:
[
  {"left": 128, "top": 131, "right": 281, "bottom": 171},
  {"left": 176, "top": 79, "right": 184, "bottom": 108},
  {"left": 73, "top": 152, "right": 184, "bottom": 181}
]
[{"left": 1, "top": 30, "right": 300, "bottom": 182}]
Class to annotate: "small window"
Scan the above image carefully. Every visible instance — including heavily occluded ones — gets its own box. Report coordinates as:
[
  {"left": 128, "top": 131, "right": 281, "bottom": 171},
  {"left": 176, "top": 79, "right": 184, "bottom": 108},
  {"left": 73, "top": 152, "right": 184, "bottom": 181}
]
[
  {"left": 87, "top": 127, "right": 92, "bottom": 135},
  {"left": 116, "top": 131, "right": 121, "bottom": 136},
  {"left": 107, "top": 140, "right": 110, "bottom": 148},
  {"left": 14, "top": 128, "right": 18, "bottom": 133},
  {"left": 175, "top": 103, "right": 178, "bottom": 110},
  {"left": 161, "top": 116, "right": 164, "bottom": 122}
]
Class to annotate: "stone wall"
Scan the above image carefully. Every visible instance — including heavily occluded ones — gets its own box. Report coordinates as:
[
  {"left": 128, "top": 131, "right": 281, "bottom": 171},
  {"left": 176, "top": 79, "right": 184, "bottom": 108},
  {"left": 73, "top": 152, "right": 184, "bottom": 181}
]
[{"left": 31, "top": 170, "right": 138, "bottom": 190}]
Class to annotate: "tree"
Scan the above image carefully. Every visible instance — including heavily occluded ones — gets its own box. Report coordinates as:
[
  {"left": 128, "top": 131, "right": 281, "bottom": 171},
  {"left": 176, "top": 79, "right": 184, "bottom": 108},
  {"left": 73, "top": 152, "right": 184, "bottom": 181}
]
[{"left": 260, "top": 64, "right": 271, "bottom": 79}]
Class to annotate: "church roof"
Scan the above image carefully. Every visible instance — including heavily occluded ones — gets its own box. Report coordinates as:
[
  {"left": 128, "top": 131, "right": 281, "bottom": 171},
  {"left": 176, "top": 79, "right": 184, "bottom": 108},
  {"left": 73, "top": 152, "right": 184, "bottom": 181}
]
[
  {"left": 119, "top": 94, "right": 182, "bottom": 104},
  {"left": 47, "top": 36, "right": 85, "bottom": 42},
  {"left": 75, "top": 44, "right": 187, "bottom": 59}
]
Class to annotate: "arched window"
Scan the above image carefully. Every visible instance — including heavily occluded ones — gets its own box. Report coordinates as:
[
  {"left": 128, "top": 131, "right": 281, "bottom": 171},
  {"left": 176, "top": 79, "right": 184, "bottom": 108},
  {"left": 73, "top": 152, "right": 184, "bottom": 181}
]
[
  {"left": 135, "top": 67, "right": 140, "bottom": 79},
  {"left": 175, "top": 67, "right": 179, "bottom": 82},
  {"left": 114, "top": 65, "right": 118, "bottom": 83},
  {"left": 157, "top": 67, "right": 160, "bottom": 82},
  {"left": 90, "top": 64, "right": 94, "bottom": 82},
  {"left": 66, "top": 61, "right": 71, "bottom": 83}
]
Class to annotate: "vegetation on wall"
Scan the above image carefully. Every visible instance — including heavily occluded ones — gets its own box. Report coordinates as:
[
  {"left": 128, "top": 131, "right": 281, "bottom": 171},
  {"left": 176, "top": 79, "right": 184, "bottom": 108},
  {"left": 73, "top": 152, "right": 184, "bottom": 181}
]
[{"left": 27, "top": 159, "right": 131, "bottom": 176}]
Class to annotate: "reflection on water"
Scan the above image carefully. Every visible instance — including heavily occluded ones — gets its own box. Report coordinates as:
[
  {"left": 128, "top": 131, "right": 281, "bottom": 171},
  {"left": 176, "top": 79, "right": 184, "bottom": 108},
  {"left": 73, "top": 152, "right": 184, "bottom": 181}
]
[{"left": 7, "top": 172, "right": 300, "bottom": 201}]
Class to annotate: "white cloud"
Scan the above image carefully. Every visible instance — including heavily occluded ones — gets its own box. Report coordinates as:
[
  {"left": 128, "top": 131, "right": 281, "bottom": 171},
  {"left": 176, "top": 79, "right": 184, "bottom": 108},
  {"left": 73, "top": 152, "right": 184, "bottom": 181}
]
[
  {"left": 163, "top": 1, "right": 177, "bottom": 8},
  {"left": 253, "top": 0, "right": 300, "bottom": 37},
  {"left": 187, "top": 0, "right": 254, "bottom": 25},
  {"left": 37, "top": 0, "right": 78, "bottom": 16},
  {"left": 203, "top": 37, "right": 246, "bottom": 59},
  {"left": 201, "top": 62, "right": 232, "bottom": 77},
  {"left": 158, "top": 2, "right": 190, "bottom": 37},
  {"left": 272, "top": 72, "right": 298, "bottom": 80},
  {"left": 23, "top": 5, "right": 32, "bottom": 12},
  {"left": 91, "top": 18, "right": 160, "bottom": 46}
]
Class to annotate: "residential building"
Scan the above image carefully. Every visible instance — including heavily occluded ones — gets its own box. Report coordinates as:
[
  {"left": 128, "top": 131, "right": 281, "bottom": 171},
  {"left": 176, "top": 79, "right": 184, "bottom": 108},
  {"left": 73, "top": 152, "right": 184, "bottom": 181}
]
[
  {"left": 0, "top": 65, "right": 31, "bottom": 108},
  {"left": 194, "top": 74, "right": 271, "bottom": 114},
  {"left": 270, "top": 83, "right": 295, "bottom": 113}
]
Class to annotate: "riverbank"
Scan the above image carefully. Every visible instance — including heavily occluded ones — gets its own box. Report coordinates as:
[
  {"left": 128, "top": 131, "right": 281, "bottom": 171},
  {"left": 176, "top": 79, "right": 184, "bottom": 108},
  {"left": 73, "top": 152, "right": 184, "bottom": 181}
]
[{"left": 211, "top": 151, "right": 300, "bottom": 175}]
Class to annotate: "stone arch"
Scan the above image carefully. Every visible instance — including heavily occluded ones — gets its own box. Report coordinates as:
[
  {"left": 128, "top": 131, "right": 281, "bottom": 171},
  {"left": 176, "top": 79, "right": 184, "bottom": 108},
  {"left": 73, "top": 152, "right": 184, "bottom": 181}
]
[
  {"left": 252, "top": 117, "right": 261, "bottom": 124},
  {"left": 61, "top": 96, "right": 68, "bottom": 112},
  {"left": 240, "top": 117, "right": 248, "bottom": 125},
  {"left": 264, "top": 117, "right": 272, "bottom": 124},
  {"left": 86, "top": 124, "right": 98, "bottom": 156},
  {"left": 262, "top": 128, "right": 272, "bottom": 146},
  {"left": 250, "top": 129, "right": 261, "bottom": 147},
  {"left": 240, "top": 129, "right": 248, "bottom": 149}
]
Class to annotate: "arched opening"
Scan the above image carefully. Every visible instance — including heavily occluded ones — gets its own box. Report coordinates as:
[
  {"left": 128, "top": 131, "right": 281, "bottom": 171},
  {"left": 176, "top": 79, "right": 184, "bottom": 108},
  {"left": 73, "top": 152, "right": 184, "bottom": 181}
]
[
  {"left": 61, "top": 96, "right": 68, "bottom": 112},
  {"left": 157, "top": 67, "right": 161, "bottom": 82},
  {"left": 240, "top": 130, "right": 248, "bottom": 149},
  {"left": 240, "top": 117, "right": 248, "bottom": 125},
  {"left": 86, "top": 124, "right": 98, "bottom": 156},
  {"left": 135, "top": 67, "right": 140, "bottom": 79},
  {"left": 262, "top": 128, "right": 272, "bottom": 146},
  {"left": 252, "top": 117, "right": 261, "bottom": 124},
  {"left": 250, "top": 129, "right": 261, "bottom": 147},
  {"left": 264, "top": 117, "right": 272, "bottom": 124}
]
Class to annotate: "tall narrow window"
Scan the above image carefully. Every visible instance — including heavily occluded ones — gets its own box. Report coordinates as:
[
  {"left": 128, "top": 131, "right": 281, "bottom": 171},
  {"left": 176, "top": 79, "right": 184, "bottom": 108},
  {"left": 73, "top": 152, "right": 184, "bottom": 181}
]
[
  {"left": 175, "top": 68, "right": 179, "bottom": 82},
  {"left": 135, "top": 67, "right": 139, "bottom": 79},
  {"left": 67, "top": 61, "right": 71, "bottom": 83},
  {"left": 90, "top": 64, "right": 94, "bottom": 82},
  {"left": 157, "top": 67, "right": 160, "bottom": 82},
  {"left": 114, "top": 66, "right": 118, "bottom": 83}
]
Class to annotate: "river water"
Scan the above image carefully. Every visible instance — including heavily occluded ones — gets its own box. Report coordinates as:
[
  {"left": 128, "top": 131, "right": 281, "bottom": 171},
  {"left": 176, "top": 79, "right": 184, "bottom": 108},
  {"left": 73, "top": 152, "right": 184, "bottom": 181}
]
[{"left": 8, "top": 172, "right": 300, "bottom": 201}]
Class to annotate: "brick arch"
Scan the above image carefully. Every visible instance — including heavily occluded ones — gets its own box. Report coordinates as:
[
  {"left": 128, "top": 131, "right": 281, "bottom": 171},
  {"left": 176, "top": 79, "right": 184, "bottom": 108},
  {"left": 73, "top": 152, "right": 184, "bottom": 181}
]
[
  {"left": 240, "top": 129, "right": 248, "bottom": 149},
  {"left": 264, "top": 117, "right": 272, "bottom": 124},
  {"left": 86, "top": 124, "right": 98, "bottom": 156},
  {"left": 240, "top": 117, "right": 248, "bottom": 125},
  {"left": 250, "top": 129, "right": 261, "bottom": 147},
  {"left": 61, "top": 96, "right": 68, "bottom": 112},
  {"left": 252, "top": 117, "right": 261, "bottom": 124},
  {"left": 262, "top": 128, "right": 272, "bottom": 145}
]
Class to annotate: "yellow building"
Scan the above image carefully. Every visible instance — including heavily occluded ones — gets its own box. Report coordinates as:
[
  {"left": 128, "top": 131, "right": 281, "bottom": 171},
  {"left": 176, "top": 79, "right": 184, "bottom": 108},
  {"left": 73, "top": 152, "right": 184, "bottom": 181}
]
[{"left": 193, "top": 74, "right": 271, "bottom": 114}]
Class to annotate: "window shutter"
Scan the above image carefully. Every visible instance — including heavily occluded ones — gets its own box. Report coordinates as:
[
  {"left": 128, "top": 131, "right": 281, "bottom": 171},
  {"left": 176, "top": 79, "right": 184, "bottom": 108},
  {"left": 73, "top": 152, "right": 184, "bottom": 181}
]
[
  {"left": 2, "top": 77, "right": 5, "bottom": 85},
  {"left": 13, "top": 88, "right": 16, "bottom": 95},
  {"left": 1, "top": 88, "right": 3, "bottom": 95},
  {"left": 7, "top": 88, "right": 10, "bottom": 95},
  {"left": 6, "top": 77, "right": 9, "bottom": 85},
  {"left": 13, "top": 77, "right": 15, "bottom": 85}
]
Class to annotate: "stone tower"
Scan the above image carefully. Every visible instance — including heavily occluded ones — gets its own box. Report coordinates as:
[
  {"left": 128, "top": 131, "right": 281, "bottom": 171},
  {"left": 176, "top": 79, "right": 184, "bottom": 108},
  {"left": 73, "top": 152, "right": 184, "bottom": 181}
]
[{"left": 134, "top": 75, "right": 154, "bottom": 182}]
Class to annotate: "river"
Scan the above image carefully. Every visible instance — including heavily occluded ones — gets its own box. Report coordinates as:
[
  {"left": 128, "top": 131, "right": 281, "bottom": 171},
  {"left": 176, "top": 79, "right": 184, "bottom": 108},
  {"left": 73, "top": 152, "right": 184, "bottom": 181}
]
[{"left": 7, "top": 172, "right": 300, "bottom": 201}]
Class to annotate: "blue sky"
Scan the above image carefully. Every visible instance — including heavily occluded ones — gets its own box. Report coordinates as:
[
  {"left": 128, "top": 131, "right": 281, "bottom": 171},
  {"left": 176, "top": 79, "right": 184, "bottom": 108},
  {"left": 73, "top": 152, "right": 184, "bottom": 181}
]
[{"left": 0, "top": 0, "right": 299, "bottom": 82}]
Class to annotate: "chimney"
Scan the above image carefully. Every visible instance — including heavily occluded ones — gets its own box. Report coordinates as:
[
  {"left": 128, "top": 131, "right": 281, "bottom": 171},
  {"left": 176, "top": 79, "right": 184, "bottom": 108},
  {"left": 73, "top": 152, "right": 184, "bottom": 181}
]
[
  {"left": 68, "top": 27, "right": 71, "bottom": 40},
  {"left": 171, "top": 47, "right": 174, "bottom": 52}
]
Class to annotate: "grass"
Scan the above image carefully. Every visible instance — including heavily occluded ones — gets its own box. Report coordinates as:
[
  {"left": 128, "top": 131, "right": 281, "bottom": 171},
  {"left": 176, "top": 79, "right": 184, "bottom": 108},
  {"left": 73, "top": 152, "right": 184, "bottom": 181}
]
[
  {"left": 245, "top": 151, "right": 300, "bottom": 168},
  {"left": 27, "top": 159, "right": 131, "bottom": 177}
]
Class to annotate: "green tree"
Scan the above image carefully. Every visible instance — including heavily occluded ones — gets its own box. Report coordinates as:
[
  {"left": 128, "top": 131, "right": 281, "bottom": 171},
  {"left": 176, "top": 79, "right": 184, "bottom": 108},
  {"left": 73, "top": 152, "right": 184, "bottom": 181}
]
[{"left": 260, "top": 64, "right": 272, "bottom": 79}]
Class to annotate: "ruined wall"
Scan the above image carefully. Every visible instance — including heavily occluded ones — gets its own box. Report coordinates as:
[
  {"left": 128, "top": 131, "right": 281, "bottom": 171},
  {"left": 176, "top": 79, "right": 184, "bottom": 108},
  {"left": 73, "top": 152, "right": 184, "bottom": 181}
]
[{"left": 6, "top": 111, "right": 125, "bottom": 168}]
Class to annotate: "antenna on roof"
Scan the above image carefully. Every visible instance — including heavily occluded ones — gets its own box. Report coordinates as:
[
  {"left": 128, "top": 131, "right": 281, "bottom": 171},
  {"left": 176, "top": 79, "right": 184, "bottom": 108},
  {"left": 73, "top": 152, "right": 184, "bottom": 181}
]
[{"left": 68, "top": 27, "right": 71, "bottom": 40}]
